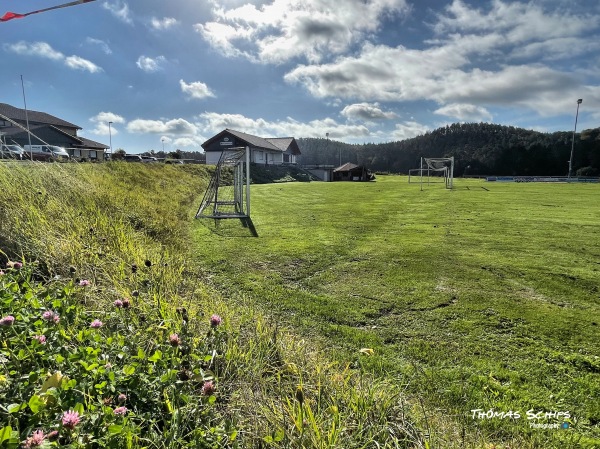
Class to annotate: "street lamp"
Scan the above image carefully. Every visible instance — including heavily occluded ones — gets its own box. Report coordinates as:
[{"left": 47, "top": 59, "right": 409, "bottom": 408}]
[
  {"left": 568, "top": 98, "right": 583, "bottom": 179},
  {"left": 108, "top": 121, "right": 113, "bottom": 157},
  {"left": 161, "top": 138, "right": 165, "bottom": 153}
]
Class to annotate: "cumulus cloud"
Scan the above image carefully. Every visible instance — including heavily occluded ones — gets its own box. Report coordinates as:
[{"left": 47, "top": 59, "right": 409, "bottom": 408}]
[
  {"left": 88, "top": 112, "right": 126, "bottom": 135},
  {"left": 180, "top": 80, "right": 216, "bottom": 100},
  {"left": 197, "top": 112, "right": 370, "bottom": 140},
  {"left": 434, "top": 103, "right": 493, "bottom": 122},
  {"left": 103, "top": 0, "right": 133, "bottom": 24},
  {"left": 4, "top": 41, "right": 102, "bottom": 73},
  {"left": 136, "top": 55, "right": 166, "bottom": 72},
  {"left": 195, "top": 0, "right": 410, "bottom": 63},
  {"left": 150, "top": 17, "right": 179, "bottom": 30},
  {"left": 341, "top": 103, "right": 397, "bottom": 121},
  {"left": 391, "top": 121, "right": 430, "bottom": 141},
  {"left": 127, "top": 118, "right": 198, "bottom": 135}
]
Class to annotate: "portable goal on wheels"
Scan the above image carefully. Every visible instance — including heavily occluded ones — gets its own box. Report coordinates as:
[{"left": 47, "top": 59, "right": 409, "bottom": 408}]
[
  {"left": 408, "top": 157, "right": 454, "bottom": 189},
  {"left": 195, "top": 146, "right": 251, "bottom": 219}
]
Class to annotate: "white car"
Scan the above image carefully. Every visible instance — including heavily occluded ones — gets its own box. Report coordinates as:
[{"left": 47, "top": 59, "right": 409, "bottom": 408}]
[
  {"left": 23, "top": 145, "right": 70, "bottom": 161},
  {"left": 0, "top": 144, "right": 25, "bottom": 159}
]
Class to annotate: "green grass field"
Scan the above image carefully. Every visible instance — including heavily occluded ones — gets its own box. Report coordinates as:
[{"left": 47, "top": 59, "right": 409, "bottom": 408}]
[{"left": 193, "top": 175, "right": 600, "bottom": 448}]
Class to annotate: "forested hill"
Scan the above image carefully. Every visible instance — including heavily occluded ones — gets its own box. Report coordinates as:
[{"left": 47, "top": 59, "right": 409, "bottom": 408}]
[{"left": 297, "top": 123, "right": 600, "bottom": 176}]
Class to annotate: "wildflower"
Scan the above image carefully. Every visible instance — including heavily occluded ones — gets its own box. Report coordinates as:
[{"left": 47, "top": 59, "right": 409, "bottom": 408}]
[
  {"left": 114, "top": 299, "right": 124, "bottom": 308},
  {"left": 113, "top": 406, "right": 128, "bottom": 416},
  {"left": 47, "top": 430, "right": 59, "bottom": 441},
  {"left": 21, "top": 429, "right": 45, "bottom": 448},
  {"left": 33, "top": 335, "right": 47, "bottom": 344},
  {"left": 122, "top": 298, "right": 131, "bottom": 308},
  {"left": 79, "top": 279, "right": 91, "bottom": 287},
  {"left": 0, "top": 315, "right": 15, "bottom": 326},
  {"left": 210, "top": 314, "right": 222, "bottom": 327},
  {"left": 62, "top": 410, "right": 80, "bottom": 429},
  {"left": 42, "top": 310, "right": 59, "bottom": 323},
  {"left": 201, "top": 380, "right": 216, "bottom": 396},
  {"left": 118, "top": 393, "right": 127, "bottom": 402},
  {"left": 169, "top": 333, "right": 181, "bottom": 347},
  {"left": 131, "top": 264, "right": 138, "bottom": 273},
  {"left": 6, "top": 261, "right": 23, "bottom": 269},
  {"left": 144, "top": 259, "right": 152, "bottom": 267},
  {"left": 0, "top": 270, "right": 4, "bottom": 275},
  {"left": 53, "top": 314, "right": 60, "bottom": 324},
  {"left": 90, "top": 319, "right": 103, "bottom": 329},
  {"left": 131, "top": 290, "right": 139, "bottom": 297}
]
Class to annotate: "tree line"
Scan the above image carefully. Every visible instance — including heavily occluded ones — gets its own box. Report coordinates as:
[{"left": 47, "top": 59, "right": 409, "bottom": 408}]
[{"left": 297, "top": 123, "right": 600, "bottom": 176}]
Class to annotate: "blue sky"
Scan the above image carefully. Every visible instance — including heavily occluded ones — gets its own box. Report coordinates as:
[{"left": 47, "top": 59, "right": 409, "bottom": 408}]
[{"left": 2, "top": 0, "right": 599, "bottom": 153}]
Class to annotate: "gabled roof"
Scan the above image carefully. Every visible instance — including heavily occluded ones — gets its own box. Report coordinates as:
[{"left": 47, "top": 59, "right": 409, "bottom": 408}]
[
  {"left": 0, "top": 103, "right": 81, "bottom": 130},
  {"left": 334, "top": 162, "right": 360, "bottom": 172},
  {"left": 75, "top": 136, "right": 109, "bottom": 150},
  {"left": 202, "top": 129, "right": 300, "bottom": 154}
]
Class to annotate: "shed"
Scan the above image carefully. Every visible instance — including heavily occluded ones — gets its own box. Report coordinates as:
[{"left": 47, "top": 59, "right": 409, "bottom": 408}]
[{"left": 333, "top": 162, "right": 374, "bottom": 181}]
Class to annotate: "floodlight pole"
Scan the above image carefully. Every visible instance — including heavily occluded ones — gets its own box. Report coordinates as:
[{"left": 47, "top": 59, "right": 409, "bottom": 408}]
[
  {"left": 568, "top": 99, "right": 583, "bottom": 180},
  {"left": 108, "top": 121, "right": 113, "bottom": 158},
  {"left": 245, "top": 146, "right": 251, "bottom": 217}
]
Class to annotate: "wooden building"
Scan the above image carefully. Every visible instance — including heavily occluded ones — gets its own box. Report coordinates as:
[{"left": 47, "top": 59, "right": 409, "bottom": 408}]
[{"left": 333, "top": 162, "right": 374, "bottom": 181}]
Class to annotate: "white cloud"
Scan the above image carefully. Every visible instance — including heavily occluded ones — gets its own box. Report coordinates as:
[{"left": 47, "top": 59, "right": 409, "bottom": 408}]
[
  {"left": 102, "top": 1, "right": 133, "bottom": 24},
  {"left": 434, "top": 103, "right": 493, "bottom": 122},
  {"left": 150, "top": 17, "right": 179, "bottom": 30},
  {"left": 127, "top": 118, "right": 198, "bottom": 135},
  {"left": 86, "top": 37, "right": 112, "bottom": 55},
  {"left": 4, "top": 41, "right": 102, "bottom": 73},
  {"left": 136, "top": 56, "right": 166, "bottom": 72},
  {"left": 65, "top": 56, "right": 103, "bottom": 73},
  {"left": 195, "top": 0, "right": 410, "bottom": 63},
  {"left": 4, "top": 41, "right": 64, "bottom": 60},
  {"left": 341, "top": 103, "right": 397, "bottom": 121},
  {"left": 391, "top": 121, "right": 430, "bottom": 141},
  {"left": 88, "top": 112, "right": 126, "bottom": 135},
  {"left": 198, "top": 112, "right": 370, "bottom": 140},
  {"left": 180, "top": 80, "right": 216, "bottom": 100}
]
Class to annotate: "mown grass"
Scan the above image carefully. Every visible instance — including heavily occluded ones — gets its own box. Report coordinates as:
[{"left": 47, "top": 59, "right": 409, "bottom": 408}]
[
  {"left": 0, "top": 162, "right": 422, "bottom": 448},
  {"left": 193, "top": 176, "right": 600, "bottom": 449}
]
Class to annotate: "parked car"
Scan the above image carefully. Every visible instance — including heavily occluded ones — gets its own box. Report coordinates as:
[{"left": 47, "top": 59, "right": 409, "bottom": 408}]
[
  {"left": 124, "top": 154, "right": 143, "bottom": 162},
  {"left": 23, "top": 145, "right": 70, "bottom": 161},
  {"left": 141, "top": 156, "right": 158, "bottom": 163},
  {"left": 0, "top": 144, "right": 25, "bottom": 160}
]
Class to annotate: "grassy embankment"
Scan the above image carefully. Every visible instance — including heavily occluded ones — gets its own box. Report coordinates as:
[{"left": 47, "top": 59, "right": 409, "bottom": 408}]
[
  {"left": 193, "top": 175, "right": 600, "bottom": 449},
  {"left": 0, "top": 162, "right": 421, "bottom": 449}
]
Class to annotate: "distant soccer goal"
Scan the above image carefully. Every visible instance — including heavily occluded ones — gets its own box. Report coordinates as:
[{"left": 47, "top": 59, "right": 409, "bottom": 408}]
[
  {"left": 195, "top": 146, "right": 250, "bottom": 219},
  {"left": 408, "top": 157, "right": 454, "bottom": 189}
]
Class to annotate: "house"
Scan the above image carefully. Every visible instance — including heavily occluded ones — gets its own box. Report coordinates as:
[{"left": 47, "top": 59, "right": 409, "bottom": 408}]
[
  {"left": 333, "top": 162, "right": 374, "bottom": 181},
  {"left": 0, "top": 103, "right": 108, "bottom": 160},
  {"left": 202, "top": 129, "right": 301, "bottom": 165}
]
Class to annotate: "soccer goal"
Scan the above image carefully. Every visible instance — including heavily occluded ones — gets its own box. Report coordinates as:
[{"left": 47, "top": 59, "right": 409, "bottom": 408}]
[
  {"left": 195, "top": 146, "right": 251, "bottom": 219},
  {"left": 408, "top": 157, "right": 454, "bottom": 189}
]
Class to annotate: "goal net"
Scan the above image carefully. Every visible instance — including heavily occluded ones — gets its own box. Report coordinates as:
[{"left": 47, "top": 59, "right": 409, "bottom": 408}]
[
  {"left": 195, "top": 146, "right": 250, "bottom": 219},
  {"left": 408, "top": 157, "right": 454, "bottom": 189}
]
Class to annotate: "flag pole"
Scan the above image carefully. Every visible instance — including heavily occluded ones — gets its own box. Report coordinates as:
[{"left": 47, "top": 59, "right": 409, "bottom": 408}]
[{"left": 21, "top": 75, "right": 33, "bottom": 161}]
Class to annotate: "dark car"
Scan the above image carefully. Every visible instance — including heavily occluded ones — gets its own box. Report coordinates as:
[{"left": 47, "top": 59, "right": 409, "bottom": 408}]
[
  {"left": 124, "top": 154, "right": 143, "bottom": 162},
  {"left": 1, "top": 144, "right": 25, "bottom": 160}
]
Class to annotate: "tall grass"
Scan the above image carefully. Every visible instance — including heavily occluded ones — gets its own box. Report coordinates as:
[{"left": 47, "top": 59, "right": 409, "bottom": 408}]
[{"left": 0, "top": 162, "right": 422, "bottom": 448}]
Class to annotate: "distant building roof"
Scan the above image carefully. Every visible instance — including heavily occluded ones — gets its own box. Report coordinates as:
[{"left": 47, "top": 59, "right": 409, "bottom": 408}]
[
  {"left": 0, "top": 103, "right": 81, "bottom": 129},
  {"left": 334, "top": 162, "right": 360, "bottom": 172},
  {"left": 202, "top": 129, "right": 301, "bottom": 155}
]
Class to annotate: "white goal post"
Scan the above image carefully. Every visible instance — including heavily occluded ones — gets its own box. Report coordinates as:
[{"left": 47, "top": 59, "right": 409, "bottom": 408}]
[{"left": 408, "top": 157, "right": 454, "bottom": 189}]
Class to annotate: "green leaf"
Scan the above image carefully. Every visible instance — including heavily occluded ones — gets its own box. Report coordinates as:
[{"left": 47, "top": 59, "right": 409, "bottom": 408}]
[
  {"left": 108, "top": 424, "right": 123, "bottom": 435},
  {"left": 28, "top": 395, "right": 46, "bottom": 414},
  {"left": 123, "top": 365, "right": 136, "bottom": 376},
  {"left": 274, "top": 428, "right": 285, "bottom": 442},
  {"left": 148, "top": 350, "right": 163, "bottom": 363},
  {"left": 0, "top": 426, "right": 12, "bottom": 443},
  {"left": 7, "top": 403, "right": 27, "bottom": 414},
  {"left": 73, "top": 402, "right": 85, "bottom": 415},
  {"left": 55, "top": 354, "right": 65, "bottom": 363}
]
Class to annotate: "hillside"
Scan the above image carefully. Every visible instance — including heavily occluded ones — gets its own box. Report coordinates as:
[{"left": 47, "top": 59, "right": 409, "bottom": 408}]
[{"left": 297, "top": 123, "right": 600, "bottom": 176}]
